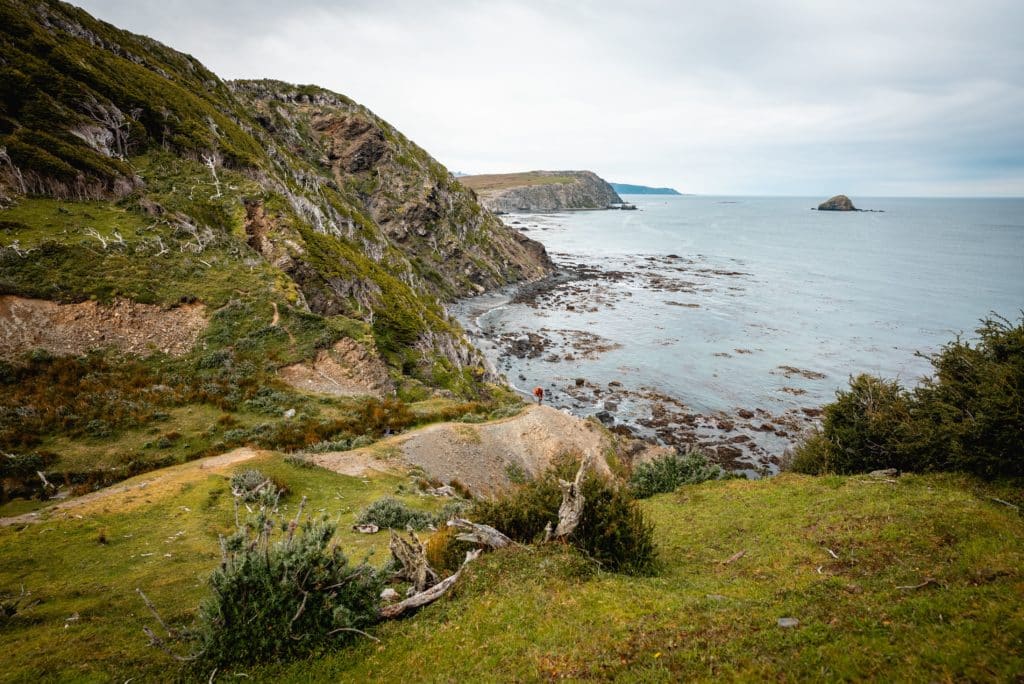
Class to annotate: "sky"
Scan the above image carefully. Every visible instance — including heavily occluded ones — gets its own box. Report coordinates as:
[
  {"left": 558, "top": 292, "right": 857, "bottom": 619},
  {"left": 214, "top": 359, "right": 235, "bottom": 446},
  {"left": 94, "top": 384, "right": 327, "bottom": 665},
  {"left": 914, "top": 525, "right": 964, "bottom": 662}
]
[{"left": 75, "top": 0, "right": 1024, "bottom": 196}]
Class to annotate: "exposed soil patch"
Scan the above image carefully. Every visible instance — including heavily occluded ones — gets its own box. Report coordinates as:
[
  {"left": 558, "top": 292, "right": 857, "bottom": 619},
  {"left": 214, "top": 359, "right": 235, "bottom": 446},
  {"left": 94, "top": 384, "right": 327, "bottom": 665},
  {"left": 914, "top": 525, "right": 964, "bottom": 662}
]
[
  {"left": 0, "top": 295, "right": 206, "bottom": 359},
  {"left": 279, "top": 338, "right": 394, "bottom": 397},
  {"left": 311, "top": 405, "right": 635, "bottom": 497}
]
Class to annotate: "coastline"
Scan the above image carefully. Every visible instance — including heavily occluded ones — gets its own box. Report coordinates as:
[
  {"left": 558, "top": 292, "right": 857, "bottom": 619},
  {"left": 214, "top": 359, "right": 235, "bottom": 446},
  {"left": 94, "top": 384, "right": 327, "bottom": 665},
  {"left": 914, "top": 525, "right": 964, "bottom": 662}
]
[{"left": 453, "top": 215, "right": 821, "bottom": 477}]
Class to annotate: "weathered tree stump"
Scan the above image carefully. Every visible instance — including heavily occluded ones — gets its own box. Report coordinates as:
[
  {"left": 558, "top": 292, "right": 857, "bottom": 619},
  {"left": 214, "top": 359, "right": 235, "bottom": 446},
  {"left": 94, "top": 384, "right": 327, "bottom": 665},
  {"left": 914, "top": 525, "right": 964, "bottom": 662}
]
[
  {"left": 554, "top": 456, "right": 590, "bottom": 538},
  {"left": 389, "top": 529, "right": 439, "bottom": 592}
]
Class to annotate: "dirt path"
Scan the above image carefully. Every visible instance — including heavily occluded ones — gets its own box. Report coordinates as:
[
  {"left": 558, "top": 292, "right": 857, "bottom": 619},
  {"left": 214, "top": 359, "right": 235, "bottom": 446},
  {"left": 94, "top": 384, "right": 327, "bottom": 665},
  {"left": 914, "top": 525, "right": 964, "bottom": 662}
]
[
  {"left": 310, "top": 405, "right": 668, "bottom": 496},
  {"left": 0, "top": 447, "right": 264, "bottom": 527}
]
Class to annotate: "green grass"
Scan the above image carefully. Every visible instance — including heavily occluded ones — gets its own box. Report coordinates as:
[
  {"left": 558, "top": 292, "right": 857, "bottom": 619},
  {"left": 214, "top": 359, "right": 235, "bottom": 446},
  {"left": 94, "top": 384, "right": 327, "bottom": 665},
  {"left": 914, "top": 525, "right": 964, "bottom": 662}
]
[
  {"left": 457, "top": 172, "right": 578, "bottom": 192},
  {"left": 0, "top": 453, "right": 445, "bottom": 680},
  {"left": 2, "top": 469, "right": 1021, "bottom": 681}
]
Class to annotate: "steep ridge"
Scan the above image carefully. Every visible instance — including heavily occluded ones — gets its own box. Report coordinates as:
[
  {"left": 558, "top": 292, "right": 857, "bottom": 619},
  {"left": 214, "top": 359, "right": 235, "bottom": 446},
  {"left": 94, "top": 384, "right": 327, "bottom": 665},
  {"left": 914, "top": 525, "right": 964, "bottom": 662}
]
[
  {"left": 459, "top": 170, "right": 622, "bottom": 212},
  {"left": 0, "top": 0, "right": 552, "bottom": 389}
]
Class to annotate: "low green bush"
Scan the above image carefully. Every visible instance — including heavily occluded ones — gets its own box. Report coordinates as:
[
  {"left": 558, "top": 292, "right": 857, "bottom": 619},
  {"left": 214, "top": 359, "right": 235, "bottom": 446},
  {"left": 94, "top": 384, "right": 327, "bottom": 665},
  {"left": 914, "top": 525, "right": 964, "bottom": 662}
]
[
  {"left": 229, "top": 468, "right": 282, "bottom": 506},
  {"left": 629, "top": 448, "right": 724, "bottom": 498},
  {"left": 356, "top": 497, "right": 434, "bottom": 530},
  {"left": 192, "top": 511, "right": 382, "bottom": 668},
  {"left": 470, "top": 459, "right": 658, "bottom": 575},
  {"left": 790, "top": 314, "right": 1024, "bottom": 477}
]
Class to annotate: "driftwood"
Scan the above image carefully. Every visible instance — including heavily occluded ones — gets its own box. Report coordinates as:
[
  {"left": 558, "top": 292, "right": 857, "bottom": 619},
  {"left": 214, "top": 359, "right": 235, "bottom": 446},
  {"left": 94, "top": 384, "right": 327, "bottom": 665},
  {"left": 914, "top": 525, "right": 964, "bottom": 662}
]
[
  {"left": 719, "top": 550, "right": 746, "bottom": 565},
  {"left": 389, "top": 529, "right": 439, "bottom": 592},
  {"left": 380, "top": 549, "right": 482, "bottom": 619},
  {"left": 554, "top": 456, "right": 590, "bottom": 538},
  {"left": 447, "top": 518, "right": 515, "bottom": 549},
  {"left": 988, "top": 497, "right": 1019, "bottom": 511},
  {"left": 896, "top": 577, "right": 940, "bottom": 591}
]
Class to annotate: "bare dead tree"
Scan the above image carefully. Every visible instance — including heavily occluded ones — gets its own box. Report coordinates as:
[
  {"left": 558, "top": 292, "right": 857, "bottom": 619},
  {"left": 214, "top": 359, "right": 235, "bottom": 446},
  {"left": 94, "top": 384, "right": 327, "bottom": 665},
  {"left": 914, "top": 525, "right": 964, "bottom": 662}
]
[
  {"left": 0, "top": 146, "right": 27, "bottom": 194},
  {"left": 201, "top": 153, "right": 222, "bottom": 199},
  {"left": 3, "top": 240, "right": 30, "bottom": 257},
  {"left": 80, "top": 97, "right": 131, "bottom": 159},
  {"left": 553, "top": 456, "right": 590, "bottom": 539},
  {"left": 84, "top": 227, "right": 109, "bottom": 249}
]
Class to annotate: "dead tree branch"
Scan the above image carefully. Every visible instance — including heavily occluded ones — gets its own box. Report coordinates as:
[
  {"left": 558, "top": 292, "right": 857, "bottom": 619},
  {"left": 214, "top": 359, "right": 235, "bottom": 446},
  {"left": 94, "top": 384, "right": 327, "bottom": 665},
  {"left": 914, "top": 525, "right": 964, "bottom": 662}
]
[
  {"left": 84, "top": 227, "right": 109, "bottom": 249},
  {"left": 380, "top": 549, "right": 482, "bottom": 619},
  {"left": 202, "top": 153, "right": 222, "bottom": 199},
  {"left": 447, "top": 518, "right": 516, "bottom": 549},
  {"left": 136, "top": 587, "right": 178, "bottom": 639}
]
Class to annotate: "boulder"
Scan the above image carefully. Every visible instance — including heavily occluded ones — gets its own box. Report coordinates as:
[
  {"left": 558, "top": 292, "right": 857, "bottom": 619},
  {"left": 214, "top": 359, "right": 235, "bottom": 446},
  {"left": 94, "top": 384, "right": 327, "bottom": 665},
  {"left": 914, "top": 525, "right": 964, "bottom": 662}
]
[{"left": 817, "top": 195, "right": 857, "bottom": 211}]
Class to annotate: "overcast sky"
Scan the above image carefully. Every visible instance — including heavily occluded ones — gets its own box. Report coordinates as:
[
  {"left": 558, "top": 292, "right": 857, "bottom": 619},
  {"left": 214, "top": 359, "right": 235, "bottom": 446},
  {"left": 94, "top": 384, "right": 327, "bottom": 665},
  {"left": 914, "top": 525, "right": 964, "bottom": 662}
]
[{"left": 76, "top": 0, "right": 1024, "bottom": 196}]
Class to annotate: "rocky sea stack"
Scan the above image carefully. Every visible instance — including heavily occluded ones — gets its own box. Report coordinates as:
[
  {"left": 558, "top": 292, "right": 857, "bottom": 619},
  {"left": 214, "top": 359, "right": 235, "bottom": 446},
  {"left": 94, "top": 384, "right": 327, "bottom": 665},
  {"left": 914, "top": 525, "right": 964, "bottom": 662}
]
[{"left": 817, "top": 194, "right": 857, "bottom": 211}]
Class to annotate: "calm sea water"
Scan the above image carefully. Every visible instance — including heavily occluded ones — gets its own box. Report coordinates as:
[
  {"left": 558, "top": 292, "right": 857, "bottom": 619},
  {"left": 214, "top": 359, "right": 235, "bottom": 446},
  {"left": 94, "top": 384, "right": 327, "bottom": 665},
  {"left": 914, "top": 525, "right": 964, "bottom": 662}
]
[{"left": 456, "top": 196, "right": 1024, "bottom": 469}]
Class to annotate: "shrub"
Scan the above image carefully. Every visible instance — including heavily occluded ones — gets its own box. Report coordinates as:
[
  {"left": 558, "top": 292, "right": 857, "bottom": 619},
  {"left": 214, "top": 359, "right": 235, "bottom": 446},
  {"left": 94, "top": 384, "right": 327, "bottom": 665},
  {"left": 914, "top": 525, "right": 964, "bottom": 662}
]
[
  {"left": 424, "top": 524, "right": 475, "bottom": 575},
  {"left": 471, "top": 460, "right": 658, "bottom": 575},
  {"left": 356, "top": 497, "right": 434, "bottom": 530},
  {"left": 229, "top": 468, "right": 283, "bottom": 505},
  {"left": 193, "top": 511, "right": 382, "bottom": 667},
  {"left": 629, "top": 448, "right": 723, "bottom": 498},
  {"left": 789, "top": 314, "right": 1024, "bottom": 478}
]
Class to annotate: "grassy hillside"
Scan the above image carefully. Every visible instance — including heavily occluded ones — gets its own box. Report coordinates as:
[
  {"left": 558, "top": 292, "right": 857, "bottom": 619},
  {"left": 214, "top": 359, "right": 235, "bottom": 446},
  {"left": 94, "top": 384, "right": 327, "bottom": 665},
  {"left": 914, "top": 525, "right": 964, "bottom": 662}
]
[
  {"left": 0, "top": 0, "right": 551, "bottom": 507},
  {"left": 458, "top": 172, "right": 579, "bottom": 191},
  {"left": 1, "top": 456, "right": 1020, "bottom": 681}
]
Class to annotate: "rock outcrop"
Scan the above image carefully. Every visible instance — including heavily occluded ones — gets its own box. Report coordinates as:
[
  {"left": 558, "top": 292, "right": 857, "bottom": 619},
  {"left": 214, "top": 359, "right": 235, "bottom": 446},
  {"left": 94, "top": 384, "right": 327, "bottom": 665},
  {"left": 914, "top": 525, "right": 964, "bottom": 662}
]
[
  {"left": 459, "top": 171, "right": 623, "bottom": 213},
  {"left": 818, "top": 195, "right": 857, "bottom": 211}
]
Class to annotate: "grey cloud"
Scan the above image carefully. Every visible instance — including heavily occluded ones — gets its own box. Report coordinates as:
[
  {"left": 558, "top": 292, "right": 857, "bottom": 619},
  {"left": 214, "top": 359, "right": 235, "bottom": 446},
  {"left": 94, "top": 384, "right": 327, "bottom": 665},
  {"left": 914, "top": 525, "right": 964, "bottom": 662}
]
[{"left": 75, "top": 0, "right": 1024, "bottom": 195}]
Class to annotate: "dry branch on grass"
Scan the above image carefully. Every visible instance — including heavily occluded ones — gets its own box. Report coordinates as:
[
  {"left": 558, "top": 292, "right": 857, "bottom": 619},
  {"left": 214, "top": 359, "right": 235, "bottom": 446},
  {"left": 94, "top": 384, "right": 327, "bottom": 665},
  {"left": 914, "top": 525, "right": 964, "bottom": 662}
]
[
  {"left": 447, "top": 518, "right": 516, "bottom": 549},
  {"left": 380, "top": 550, "right": 482, "bottom": 619}
]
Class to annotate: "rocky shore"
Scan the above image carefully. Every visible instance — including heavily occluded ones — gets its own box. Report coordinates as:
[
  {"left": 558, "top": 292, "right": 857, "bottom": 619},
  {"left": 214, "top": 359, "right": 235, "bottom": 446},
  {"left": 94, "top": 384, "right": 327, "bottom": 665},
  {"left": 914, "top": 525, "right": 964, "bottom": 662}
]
[{"left": 453, "top": 215, "right": 830, "bottom": 476}]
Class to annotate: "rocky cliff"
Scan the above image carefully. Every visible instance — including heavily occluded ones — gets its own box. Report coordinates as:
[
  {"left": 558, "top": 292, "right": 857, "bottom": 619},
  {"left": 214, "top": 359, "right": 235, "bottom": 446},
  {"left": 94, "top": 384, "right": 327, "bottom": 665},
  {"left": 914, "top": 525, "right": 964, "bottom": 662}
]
[
  {"left": 0, "top": 0, "right": 552, "bottom": 394},
  {"left": 459, "top": 170, "right": 622, "bottom": 212}
]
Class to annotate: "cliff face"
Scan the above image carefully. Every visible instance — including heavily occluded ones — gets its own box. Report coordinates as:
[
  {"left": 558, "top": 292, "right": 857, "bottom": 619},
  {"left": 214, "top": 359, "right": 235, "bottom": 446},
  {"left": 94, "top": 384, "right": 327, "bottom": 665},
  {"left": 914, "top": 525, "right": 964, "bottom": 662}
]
[
  {"left": 459, "top": 171, "right": 623, "bottom": 212},
  {"left": 0, "top": 0, "right": 551, "bottom": 392}
]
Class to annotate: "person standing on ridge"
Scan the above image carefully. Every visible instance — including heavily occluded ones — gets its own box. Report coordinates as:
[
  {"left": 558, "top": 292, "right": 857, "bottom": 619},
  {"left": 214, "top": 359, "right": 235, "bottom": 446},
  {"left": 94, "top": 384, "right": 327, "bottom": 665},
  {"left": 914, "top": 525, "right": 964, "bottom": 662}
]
[{"left": 533, "top": 386, "right": 544, "bottom": 405}]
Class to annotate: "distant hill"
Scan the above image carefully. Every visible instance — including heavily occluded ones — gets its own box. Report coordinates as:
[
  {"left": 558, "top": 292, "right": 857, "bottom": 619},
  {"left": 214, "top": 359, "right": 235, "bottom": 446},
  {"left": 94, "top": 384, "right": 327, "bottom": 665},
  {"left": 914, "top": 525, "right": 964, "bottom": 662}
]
[
  {"left": 459, "top": 171, "right": 622, "bottom": 212},
  {"left": 610, "top": 183, "right": 681, "bottom": 195}
]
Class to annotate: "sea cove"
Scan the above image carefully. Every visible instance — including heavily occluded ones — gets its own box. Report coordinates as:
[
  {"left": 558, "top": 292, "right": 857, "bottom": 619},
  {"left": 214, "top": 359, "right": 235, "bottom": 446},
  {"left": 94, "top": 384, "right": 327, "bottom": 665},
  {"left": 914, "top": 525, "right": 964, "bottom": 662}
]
[{"left": 456, "top": 195, "right": 1024, "bottom": 474}]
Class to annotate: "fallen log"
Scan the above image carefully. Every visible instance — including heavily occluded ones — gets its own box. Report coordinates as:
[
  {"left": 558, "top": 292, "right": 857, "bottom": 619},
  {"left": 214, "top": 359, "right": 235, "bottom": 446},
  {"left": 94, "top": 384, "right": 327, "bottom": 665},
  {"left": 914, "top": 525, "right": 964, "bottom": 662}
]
[
  {"left": 389, "top": 529, "right": 439, "bottom": 592},
  {"left": 380, "top": 549, "right": 482, "bottom": 619},
  {"left": 447, "top": 518, "right": 515, "bottom": 549}
]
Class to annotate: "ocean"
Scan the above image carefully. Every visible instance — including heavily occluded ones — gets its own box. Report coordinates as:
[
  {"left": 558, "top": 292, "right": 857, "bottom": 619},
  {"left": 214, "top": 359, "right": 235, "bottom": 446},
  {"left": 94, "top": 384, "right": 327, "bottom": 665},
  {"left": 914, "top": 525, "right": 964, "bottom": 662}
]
[{"left": 454, "top": 196, "right": 1024, "bottom": 474}]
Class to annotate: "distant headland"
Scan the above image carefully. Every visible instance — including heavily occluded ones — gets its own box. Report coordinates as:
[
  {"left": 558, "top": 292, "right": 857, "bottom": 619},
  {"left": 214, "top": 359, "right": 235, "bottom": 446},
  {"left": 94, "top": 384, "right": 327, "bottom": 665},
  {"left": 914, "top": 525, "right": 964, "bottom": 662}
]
[
  {"left": 610, "top": 182, "right": 682, "bottom": 195},
  {"left": 458, "top": 170, "right": 623, "bottom": 212}
]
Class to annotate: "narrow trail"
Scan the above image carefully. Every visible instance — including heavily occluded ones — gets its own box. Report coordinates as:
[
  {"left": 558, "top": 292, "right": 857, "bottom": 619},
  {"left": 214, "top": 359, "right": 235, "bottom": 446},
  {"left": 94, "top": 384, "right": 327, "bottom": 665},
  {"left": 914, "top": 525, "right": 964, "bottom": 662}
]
[{"left": 0, "top": 447, "right": 264, "bottom": 527}]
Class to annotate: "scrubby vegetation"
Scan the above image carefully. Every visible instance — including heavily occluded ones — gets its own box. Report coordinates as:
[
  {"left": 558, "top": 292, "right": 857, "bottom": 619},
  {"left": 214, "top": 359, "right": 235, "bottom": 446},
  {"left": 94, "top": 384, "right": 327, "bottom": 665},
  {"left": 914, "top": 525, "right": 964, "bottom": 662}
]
[
  {"left": 470, "top": 458, "right": 658, "bottom": 575},
  {"left": 628, "top": 448, "right": 725, "bottom": 498},
  {"left": 789, "top": 314, "right": 1024, "bottom": 477},
  {"left": 356, "top": 497, "right": 436, "bottom": 531},
  {"left": 190, "top": 509, "right": 383, "bottom": 668}
]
